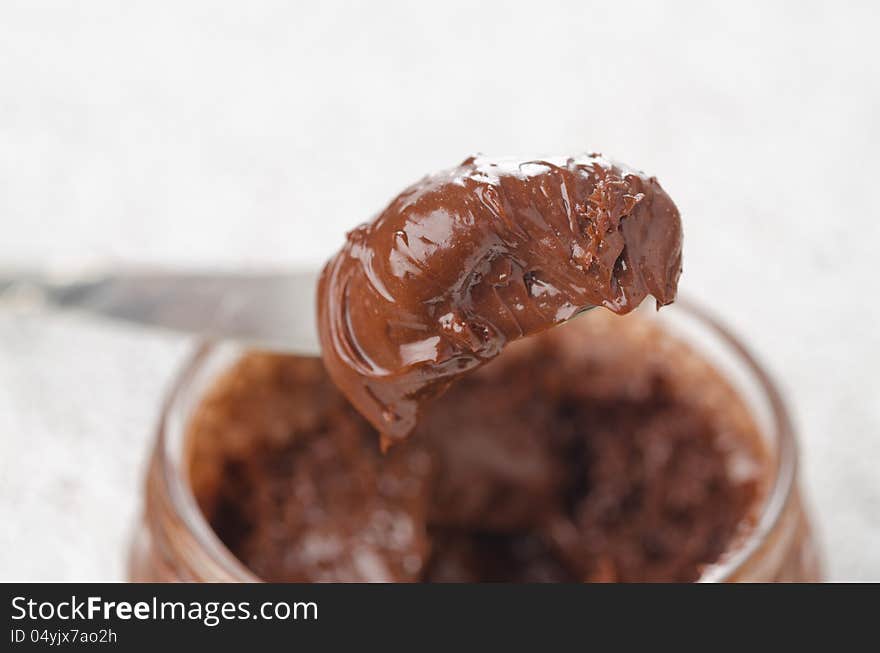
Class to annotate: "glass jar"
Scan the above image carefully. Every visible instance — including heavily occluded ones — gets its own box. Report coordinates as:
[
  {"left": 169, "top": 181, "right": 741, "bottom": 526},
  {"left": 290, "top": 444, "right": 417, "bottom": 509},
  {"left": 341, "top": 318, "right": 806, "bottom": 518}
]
[{"left": 128, "top": 300, "right": 822, "bottom": 582}]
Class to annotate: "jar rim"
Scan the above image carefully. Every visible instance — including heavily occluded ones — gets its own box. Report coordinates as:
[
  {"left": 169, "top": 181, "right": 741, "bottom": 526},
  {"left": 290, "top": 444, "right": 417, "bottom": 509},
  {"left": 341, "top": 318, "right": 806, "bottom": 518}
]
[
  {"left": 677, "top": 299, "right": 798, "bottom": 582},
  {"left": 154, "top": 298, "right": 797, "bottom": 583},
  {"left": 157, "top": 343, "right": 259, "bottom": 582}
]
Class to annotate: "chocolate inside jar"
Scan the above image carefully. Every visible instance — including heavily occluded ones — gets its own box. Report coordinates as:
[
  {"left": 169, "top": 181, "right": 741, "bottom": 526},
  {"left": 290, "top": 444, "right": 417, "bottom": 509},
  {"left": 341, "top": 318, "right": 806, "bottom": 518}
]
[{"left": 186, "top": 310, "right": 768, "bottom": 582}]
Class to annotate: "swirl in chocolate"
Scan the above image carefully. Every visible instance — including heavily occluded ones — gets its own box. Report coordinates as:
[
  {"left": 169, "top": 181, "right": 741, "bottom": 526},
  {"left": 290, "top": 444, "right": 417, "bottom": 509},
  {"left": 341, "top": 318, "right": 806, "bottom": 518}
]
[{"left": 318, "top": 154, "right": 683, "bottom": 443}]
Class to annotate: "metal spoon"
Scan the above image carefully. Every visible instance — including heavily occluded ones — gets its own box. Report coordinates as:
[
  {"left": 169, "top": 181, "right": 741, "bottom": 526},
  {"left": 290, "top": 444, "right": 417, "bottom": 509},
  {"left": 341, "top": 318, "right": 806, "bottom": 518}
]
[{"left": 0, "top": 266, "right": 322, "bottom": 354}]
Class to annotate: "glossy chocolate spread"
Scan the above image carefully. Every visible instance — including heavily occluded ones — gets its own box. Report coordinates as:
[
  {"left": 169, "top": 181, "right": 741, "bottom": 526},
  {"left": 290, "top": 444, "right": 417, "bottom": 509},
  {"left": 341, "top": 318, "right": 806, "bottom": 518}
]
[{"left": 318, "top": 154, "right": 683, "bottom": 443}]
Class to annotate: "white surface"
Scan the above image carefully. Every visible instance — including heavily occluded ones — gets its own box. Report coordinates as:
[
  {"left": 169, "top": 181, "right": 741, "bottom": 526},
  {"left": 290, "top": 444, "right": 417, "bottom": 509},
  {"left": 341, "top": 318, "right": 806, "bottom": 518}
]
[{"left": 1, "top": 1, "right": 879, "bottom": 581}]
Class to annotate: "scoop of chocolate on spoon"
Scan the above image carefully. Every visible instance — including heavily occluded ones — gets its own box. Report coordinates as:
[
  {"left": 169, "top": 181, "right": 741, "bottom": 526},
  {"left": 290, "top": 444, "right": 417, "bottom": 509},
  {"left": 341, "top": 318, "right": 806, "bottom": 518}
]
[{"left": 316, "top": 154, "right": 683, "bottom": 444}]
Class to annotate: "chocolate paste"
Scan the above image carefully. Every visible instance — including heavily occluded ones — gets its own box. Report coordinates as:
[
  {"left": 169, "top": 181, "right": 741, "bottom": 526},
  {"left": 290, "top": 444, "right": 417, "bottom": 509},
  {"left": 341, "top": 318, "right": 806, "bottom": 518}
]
[
  {"left": 318, "top": 154, "right": 683, "bottom": 443},
  {"left": 188, "top": 312, "right": 765, "bottom": 582}
]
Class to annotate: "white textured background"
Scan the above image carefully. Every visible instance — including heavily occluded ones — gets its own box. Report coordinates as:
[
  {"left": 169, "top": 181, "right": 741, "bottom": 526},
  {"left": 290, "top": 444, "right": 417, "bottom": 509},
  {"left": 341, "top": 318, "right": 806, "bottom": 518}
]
[{"left": 1, "top": 1, "right": 878, "bottom": 581}]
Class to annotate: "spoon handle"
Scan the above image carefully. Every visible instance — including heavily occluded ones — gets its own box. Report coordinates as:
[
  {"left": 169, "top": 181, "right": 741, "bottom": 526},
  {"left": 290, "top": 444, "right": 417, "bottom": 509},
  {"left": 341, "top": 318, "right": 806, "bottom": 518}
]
[{"left": 0, "top": 266, "right": 322, "bottom": 354}]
